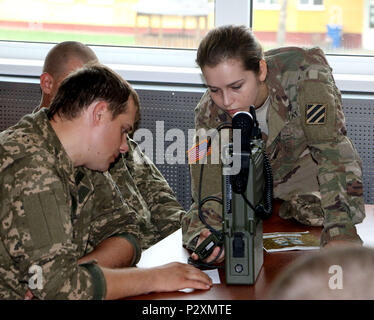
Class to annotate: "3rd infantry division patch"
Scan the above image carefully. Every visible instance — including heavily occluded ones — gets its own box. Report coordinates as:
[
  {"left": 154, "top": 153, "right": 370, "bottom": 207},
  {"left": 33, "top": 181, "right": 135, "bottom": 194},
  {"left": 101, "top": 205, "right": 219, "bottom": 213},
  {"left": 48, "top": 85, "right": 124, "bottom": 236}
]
[{"left": 306, "top": 104, "right": 326, "bottom": 124}]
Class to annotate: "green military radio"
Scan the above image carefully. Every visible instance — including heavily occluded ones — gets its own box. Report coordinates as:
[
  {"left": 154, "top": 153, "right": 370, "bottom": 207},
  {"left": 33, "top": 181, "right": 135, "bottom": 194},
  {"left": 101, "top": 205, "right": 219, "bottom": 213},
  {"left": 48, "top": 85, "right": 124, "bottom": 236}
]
[
  {"left": 221, "top": 107, "right": 272, "bottom": 284},
  {"left": 191, "top": 107, "right": 273, "bottom": 285}
]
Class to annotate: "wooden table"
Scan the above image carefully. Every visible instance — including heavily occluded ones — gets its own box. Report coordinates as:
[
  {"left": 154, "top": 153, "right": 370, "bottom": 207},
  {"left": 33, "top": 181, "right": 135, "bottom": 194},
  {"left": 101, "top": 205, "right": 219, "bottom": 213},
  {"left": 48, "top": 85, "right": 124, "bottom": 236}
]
[{"left": 130, "top": 204, "right": 374, "bottom": 300}]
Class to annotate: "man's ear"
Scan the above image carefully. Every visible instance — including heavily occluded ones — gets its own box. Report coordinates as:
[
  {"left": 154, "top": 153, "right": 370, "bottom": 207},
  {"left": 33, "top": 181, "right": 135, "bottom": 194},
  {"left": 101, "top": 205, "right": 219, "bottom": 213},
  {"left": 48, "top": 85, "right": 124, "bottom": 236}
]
[
  {"left": 40, "top": 72, "right": 54, "bottom": 95},
  {"left": 91, "top": 101, "right": 109, "bottom": 126},
  {"left": 259, "top": 59, "right": 267, "bottom": 82}
]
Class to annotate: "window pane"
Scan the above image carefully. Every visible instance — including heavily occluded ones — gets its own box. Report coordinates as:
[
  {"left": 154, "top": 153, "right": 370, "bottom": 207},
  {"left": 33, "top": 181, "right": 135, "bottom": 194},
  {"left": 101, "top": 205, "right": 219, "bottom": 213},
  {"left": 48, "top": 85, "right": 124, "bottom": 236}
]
[
  {"left": 253, "top": 0, "right": 374, "bottom": 54},
  {"left": 370, "top": 4, "right": 374, "bottom": 28},
  {"left": 0, "top": 0, "right": 215, "bottom": 49}
]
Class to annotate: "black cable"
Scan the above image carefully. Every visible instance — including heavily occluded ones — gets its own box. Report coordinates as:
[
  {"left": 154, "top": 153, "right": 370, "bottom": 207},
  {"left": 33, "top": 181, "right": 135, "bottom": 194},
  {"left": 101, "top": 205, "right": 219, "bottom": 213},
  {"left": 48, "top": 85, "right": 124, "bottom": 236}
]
[
  {"left": 240, "top": 151, "right": 273, "bottom": 219},
  {"left": 240, "top": 192, "right": 256, "bottom": 212},
  {"left": 188, "top": 245, "right": 225, "bottom": 270},
  {"left": 198, "top": 196, "right": 223, "bottom": 235},
  {"left": 191, "top": 122, "right": 232, "bottom": 268},
  {"left": 197, "top": 122, "right": 232, "bottom": 235},
  {"left": 255, "top": 152, "right": 273, "bottom": 219}
]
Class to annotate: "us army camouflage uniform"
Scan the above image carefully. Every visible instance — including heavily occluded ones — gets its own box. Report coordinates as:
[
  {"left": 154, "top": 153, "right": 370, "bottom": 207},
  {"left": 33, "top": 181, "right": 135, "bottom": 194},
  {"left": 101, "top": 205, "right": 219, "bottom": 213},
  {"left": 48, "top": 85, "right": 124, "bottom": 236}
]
[
  {"left": 0, "top": 109, "right": 141, "bottom": 300},
  {"left": 105, "top": 137, "right": 184, "bottom": 250},
  {"left": 182, "top": 47, "right": 365, "bottom": 249}
]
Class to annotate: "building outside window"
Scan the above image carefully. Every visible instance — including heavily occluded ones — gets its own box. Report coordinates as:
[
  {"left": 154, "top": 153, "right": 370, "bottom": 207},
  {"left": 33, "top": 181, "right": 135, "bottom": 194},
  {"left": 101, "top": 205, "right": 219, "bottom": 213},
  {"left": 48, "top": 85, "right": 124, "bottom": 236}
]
[
  {"left": 0, "top": 0, "right": 372, "bottom": 54},
  {"left": 0, "top": 0, "right": 373, "bottom": 92},
  {"left": 253, "top": 0, "right": 373, "bottom": 54},
  {"left": 0, "top": 0, "right": 215, "bottom": 49}
]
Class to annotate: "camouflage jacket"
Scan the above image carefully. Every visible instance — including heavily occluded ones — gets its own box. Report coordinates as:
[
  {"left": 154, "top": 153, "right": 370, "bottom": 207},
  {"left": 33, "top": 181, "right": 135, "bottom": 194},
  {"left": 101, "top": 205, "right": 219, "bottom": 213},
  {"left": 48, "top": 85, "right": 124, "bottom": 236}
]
[
  {"left": 106, "top": 138, "right": 184, "bottom": 250},
  {"left": 182, "top": 47, "right": 365, "bottom": 249},
  {"left": 0, "top": 109, "right": 141, "bottom": 300}
]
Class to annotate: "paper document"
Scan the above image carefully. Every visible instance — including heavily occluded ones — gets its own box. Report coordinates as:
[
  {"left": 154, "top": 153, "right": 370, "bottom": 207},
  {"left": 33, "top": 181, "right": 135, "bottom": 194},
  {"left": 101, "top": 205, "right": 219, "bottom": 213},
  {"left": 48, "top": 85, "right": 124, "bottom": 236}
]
[
  {"left": 179, "top": 268, "right": 221, "bottom": 293},
  {"left": 263, "top": 231, "right": 320, "bottom": 252},
  {"left": 204, "top": 268, "right": 221, "bottom": 284}
]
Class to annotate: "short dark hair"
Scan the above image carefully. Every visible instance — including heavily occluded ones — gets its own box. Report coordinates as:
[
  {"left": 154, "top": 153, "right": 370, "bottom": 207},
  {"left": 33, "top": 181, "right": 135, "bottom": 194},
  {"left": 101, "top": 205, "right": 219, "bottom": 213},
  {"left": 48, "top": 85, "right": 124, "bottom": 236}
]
[
  {"left": 196, "top": 25, "right": 264, "bottom": 74},
  {"left": 47, "top": 63, "right": 139, "bottom": 120},
  {"left": 43, "top": 41, "right": 98, "bottom": 78}
]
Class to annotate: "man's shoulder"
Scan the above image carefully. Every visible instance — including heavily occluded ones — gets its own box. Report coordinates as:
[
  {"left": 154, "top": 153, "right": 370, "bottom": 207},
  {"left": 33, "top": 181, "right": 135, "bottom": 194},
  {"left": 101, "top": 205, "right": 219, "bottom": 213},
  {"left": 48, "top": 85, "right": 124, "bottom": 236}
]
[{"left": 0, "top": 116, "right": 56, "bottom": 173}]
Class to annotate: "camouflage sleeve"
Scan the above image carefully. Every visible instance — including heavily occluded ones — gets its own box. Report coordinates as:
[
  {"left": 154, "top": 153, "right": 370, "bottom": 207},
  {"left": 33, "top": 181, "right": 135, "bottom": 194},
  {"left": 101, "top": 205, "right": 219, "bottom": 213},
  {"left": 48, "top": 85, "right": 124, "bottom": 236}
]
[
  {"left": 182, "top": 161, "right": 223, "bottom": 251},
  {"left": 0, "top": 156, "right": 105, "bottom": 300},
  {"left": 181, "top": 95, "right": 226, "bottom": 250},
  {"left": 88, "top": 170, "right": 142, "bottom": 265},
  {"left": 298, "top": 64, "right": 365, "bottom": 246},
  {"left": 125, "top": 139, "right": 183, "bottom": 242}
]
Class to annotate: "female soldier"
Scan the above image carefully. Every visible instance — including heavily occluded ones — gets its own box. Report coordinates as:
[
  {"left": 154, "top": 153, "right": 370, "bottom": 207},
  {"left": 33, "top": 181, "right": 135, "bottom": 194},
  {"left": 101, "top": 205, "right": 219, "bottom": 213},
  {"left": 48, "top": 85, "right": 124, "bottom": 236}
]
[{"left": 182, "top": 25, "right": 365, "bottom": 263}]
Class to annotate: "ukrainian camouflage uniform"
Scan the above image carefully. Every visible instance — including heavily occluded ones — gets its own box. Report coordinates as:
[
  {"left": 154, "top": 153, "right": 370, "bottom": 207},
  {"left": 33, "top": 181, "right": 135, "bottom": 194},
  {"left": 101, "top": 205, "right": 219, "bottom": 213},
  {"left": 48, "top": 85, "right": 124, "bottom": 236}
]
[
  {"left": 182, "top": 47, "right": 365, "bottom": 250},
  {"left": 0, "top": 109, "right": 141, "bottom": 300},
  {"left": 105, "top": 138, "right": 184, "bottom": 250}
]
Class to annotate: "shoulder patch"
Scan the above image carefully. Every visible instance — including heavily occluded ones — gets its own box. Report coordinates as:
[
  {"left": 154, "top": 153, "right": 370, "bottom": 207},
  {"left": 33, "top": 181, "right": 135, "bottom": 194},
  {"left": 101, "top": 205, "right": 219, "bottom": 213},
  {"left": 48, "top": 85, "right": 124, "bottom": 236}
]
[{"left": 306, "top": 104, "right": 327, "bottom": 125}]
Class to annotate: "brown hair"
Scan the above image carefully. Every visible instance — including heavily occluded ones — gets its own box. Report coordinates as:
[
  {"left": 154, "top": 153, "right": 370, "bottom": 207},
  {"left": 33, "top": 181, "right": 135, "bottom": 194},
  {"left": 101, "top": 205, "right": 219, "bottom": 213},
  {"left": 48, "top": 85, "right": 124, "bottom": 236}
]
[
  {"left": 47, "top": 63, "right": 140, "bottom": 121},
  {"left": 196, "top": 25, "right": 264, "bottom": 74},
  {"left": 268, "top": 246, "right": 374, "bottom": 300}
]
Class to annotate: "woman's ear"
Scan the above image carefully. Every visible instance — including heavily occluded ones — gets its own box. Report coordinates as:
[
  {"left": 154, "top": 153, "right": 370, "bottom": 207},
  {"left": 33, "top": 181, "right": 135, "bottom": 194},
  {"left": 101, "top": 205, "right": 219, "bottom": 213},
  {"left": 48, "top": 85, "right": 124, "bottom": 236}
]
[{"left": 259, "top": 59, "right": 267, "bottom": 82}]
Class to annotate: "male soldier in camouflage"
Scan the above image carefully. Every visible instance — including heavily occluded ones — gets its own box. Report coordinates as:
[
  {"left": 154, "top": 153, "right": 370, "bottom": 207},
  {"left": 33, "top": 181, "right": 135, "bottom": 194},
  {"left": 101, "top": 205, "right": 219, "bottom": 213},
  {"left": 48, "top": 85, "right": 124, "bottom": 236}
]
[
  {"left": 182, "top": 25, "right": 365, "bottom": 263},
  {"left": 36, "top": 41, "right": 184, "bottom": 250},
  {"left": 0, "top": 64, "right": 212, "bottom": 299}
]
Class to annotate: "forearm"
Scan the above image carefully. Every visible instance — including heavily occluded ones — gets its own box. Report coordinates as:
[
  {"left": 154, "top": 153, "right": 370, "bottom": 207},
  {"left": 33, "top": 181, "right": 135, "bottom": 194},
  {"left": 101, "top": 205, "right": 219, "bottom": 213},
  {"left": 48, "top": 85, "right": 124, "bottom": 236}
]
[
  {"left": 311, "top": 139, "right": 365, "bottom": 245},
  {"left": 102, "top": 267, "right": 154, "bottom": 299},
  {"left": 101, "top": 262, "right": 212, "bottom": 300},
  {"left": 79, "top": 236, "right": 135, "bottom": 268},
  {"left": 312, "top": 139, "right": 365, "bottom": 225},
  {"left": 182, "top": 161, "right": 223, "bottom": 250}
]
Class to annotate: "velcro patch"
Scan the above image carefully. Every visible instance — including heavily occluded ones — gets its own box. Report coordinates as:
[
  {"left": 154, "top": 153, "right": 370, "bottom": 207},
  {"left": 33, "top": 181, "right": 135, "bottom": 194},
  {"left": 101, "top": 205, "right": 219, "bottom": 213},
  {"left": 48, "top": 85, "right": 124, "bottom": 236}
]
[
  {"left": 187, "top": 139, "right": 211, "bottom": 164},
  {"left": 306, "top": 104, "right": 326, "bottom": 125}
]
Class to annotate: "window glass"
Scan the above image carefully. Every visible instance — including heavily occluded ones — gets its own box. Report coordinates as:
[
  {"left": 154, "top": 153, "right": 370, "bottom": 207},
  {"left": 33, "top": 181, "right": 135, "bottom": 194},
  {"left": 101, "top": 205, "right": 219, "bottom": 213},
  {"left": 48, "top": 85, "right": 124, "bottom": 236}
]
[
  {"left": 253, "top": 0, "right": 374, "bottom": 55},
  {"left": 0, "top": 0, "right": 214, "bottom": 49},
  {"left": 370, "top": 3, "right": 374, "bottom": 28}
]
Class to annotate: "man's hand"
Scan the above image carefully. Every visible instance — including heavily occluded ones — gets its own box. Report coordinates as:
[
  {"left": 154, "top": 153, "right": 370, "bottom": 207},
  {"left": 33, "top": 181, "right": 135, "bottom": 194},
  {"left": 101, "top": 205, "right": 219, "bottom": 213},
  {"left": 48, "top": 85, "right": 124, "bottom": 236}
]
[
  {"left": 151, "top": 262, "right": 213, "bottom": 292},
  {"left": 103, "top": 262, "right": 212, "bottom": 299},
  {"left": 190, "top": 228, "right": 225, "bottom": 264}
]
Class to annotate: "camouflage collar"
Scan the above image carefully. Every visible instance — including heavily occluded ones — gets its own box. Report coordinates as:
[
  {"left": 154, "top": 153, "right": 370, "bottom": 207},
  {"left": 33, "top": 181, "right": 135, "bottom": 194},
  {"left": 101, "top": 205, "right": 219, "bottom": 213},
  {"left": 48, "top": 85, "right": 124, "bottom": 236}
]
[{"left": 33, "top": 109, "right": 76, "bottom": 184}]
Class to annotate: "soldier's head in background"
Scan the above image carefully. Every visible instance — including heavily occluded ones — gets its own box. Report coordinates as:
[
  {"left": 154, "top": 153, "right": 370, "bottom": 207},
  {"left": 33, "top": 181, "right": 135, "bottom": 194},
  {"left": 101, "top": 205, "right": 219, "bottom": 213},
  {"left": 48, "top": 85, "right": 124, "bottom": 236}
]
[
  {"left": 196, "top": 25, "right": 268, "bottom": 116},
  {"left": 38, "top": 41, "right": 140, "bottom": 135},
  {"left": 47, "top": 63, "right": 140, "bottom": 172},
  {"left": 39, "top": 41, "right": 98, "bottom": 110}
]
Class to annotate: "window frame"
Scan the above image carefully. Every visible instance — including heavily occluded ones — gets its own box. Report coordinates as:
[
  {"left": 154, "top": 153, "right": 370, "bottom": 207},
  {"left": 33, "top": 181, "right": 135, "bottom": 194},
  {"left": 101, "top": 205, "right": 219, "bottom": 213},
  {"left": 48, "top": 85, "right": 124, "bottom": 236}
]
[
  {"left": 0, "top": 0, "right": 373, "bottom": 93},
  {"left": 254, "top": 0, "right": 281, "bottom": 10},
  {"left": 297, "top": 0, "right": 325, "bottom": 11}
]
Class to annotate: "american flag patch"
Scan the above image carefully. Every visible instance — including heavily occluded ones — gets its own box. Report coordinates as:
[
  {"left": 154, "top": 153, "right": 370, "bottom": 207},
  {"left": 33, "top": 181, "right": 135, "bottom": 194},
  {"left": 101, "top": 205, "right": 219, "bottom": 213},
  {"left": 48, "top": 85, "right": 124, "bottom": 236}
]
[
  {"left": 187, "top": 139, "right": 211, "bottom": 164},
  {"left": 306, "top": 104, "right": 326, "bottom": 125}
]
